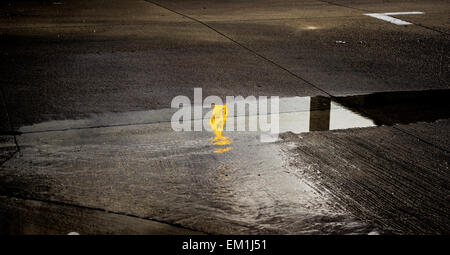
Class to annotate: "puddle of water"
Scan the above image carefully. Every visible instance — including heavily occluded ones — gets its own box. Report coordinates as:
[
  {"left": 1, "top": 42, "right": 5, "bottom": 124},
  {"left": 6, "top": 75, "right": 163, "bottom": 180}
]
[
  {"left": 275, "top": 96, "right": 377, "bottom": 133},
  {"left": 10, "top": 116, "right": 373, "bottom": 234},
  {"left": 231, "top": 89, "right": 450, "bottom": 135},
  {"left": 7, "top": 89, "right": 449, "bottom": 234},
  {"left": 18, "top": 89, "right": 450, "bottom": 141},
  {"left": 209, "top": 105, "right": 232, "bottom": 154},
  {"left": 333, "top": 89, "right": 450, "bottom": 126},
  {"left": 210, "top": 89, "right": 449, "bottom": 146},
  {"left": 12, "top": 89, "right": 449, "bottom": 234}
]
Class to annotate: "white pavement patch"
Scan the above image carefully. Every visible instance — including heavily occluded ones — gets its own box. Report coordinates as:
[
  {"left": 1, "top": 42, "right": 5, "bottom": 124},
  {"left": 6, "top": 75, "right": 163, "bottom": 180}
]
[{"left": 364, "top": 12, "right": 424, "bottom": 25}]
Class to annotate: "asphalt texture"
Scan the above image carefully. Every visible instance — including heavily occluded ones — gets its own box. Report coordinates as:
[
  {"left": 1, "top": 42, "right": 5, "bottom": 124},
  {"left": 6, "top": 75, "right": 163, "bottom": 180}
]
[{"left": 0, "top": 0, "right": 449, "bottom": 234}]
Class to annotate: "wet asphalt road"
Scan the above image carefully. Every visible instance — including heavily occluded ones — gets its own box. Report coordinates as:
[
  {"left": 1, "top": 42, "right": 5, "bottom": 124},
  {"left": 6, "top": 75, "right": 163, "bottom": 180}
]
[{"left": 0, "top": 0, "right": 449, "bottom": 234}]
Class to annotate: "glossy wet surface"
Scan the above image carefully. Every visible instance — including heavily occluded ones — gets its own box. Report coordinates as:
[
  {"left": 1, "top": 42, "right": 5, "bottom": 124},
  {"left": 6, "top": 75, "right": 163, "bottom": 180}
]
[
  {"left": 1, "top": 89, "right": 449, "bottom": 234},
  {"left": 1, "top": 115, "right": 375, "bottom": 234},
  {"left": 15, "top": 89, "right": 450, "bottom": 136},
  {"left": 0, "top": 0, "right": 448, "bottom": 234},
  {"left": 1, "top": 0, "right": 448, "bottom": 130}
]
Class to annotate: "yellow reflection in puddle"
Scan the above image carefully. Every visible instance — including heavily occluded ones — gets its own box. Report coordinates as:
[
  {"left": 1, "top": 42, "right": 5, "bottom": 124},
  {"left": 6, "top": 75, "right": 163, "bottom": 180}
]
[
  {"left": 209, "top": 105, "right": 231, "bottom": 154},
  {"left": 214, "top": 147, "right": 232, "bottom": 154}
]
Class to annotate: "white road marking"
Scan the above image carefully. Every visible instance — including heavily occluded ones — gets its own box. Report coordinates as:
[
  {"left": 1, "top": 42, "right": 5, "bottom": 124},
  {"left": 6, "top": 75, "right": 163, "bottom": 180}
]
[{"left": 364, "top": 12, "right": 424, "bottom": 25}]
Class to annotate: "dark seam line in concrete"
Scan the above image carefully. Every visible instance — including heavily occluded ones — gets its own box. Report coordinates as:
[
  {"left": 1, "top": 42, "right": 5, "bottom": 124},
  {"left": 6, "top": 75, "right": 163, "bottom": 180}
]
[
  {"left": 399, "top": 20, "right": 450, "bottom": 36},
  {"left": 20, "top": 121, "right": 167, "bottom": 134},
  {"left": 315, "top": 1, "right": 450, "bottom": 152},
  {"left": 18, "top": 116, "right": 450, "bottom": 154},
  {"left": 145, "top": 0, "right": 332, "bottom": 97},
  {"left": 316, "top": 2, "right": 450, "bottom": 153},
  {"left": 392, "top": 126, "right": 450, "bottom": 154},
  {"left": 0, "top": 193, "right": 209, "bottom": 235},
  {"left": 0, "top": 88, "right": 20, "bottom": 153},
  {"left": 17, "top": 106, "right": 450, "bottom": 155},
  {"left": 18, "top": 108, "right": 331, "bottom": 134},
  {"left": 338, "top": 100, "right": 450, "bottom": 153},
  {"left": 0, "top": 150, "right": 18, "bottom": 168},
  {"left": 317, "top": 0, "right": 449, "bottom": 35}
]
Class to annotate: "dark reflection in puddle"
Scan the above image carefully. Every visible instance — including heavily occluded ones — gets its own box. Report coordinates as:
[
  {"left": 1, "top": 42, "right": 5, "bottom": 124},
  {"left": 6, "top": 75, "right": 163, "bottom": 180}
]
[
  {"left": 285, "top": 89, "right": 450, "bottom": 134},
  {"left": 14, "top": 89, "right": 450, "bottom": 138},
  {"left": 309, "top": 96, "right": 331, "bottom": 132},
  {"left": 0, "top": 136, "right": 18, "bottom": 165},
  {"left": 332, "top": 89, "right": 450, "bottom": 126}
]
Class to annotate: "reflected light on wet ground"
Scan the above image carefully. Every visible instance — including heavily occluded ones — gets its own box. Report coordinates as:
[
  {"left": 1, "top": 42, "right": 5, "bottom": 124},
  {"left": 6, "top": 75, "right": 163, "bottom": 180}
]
[
  {"left": 275, "top": 96, "right": 376, "bottom": 134},
  {"left": 219, "top": 89, "right": 450, "bottom": 142},
  {"left": 5, "top": 89, "right": 449, "bottom": 234},
  {"left": 304, "top": 26, "right": 319, "bottom": 30},
  {"left": 209, "top": 104, "right": 232, "bottom": 154},
  {"left": 17, "top": 89, "right": 450, "bottom": 139}
]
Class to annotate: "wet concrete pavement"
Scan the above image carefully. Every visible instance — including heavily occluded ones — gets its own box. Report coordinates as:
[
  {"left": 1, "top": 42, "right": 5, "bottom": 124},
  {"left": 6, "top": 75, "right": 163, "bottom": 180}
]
[
  {"left": 0, "top": 111, "right": 375, "bottom": 234},
  {"left": 281, "top": 120, "right": 450, "bottom": 234},
  {"left": 1, "top": 0, "right": 448, "bottom": 128},
  {"left": 0, "top": 0, "right": 449, "bottom": 234},
  {"left": 1, "top": 94, "right": 449, "bottom": 234}
]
